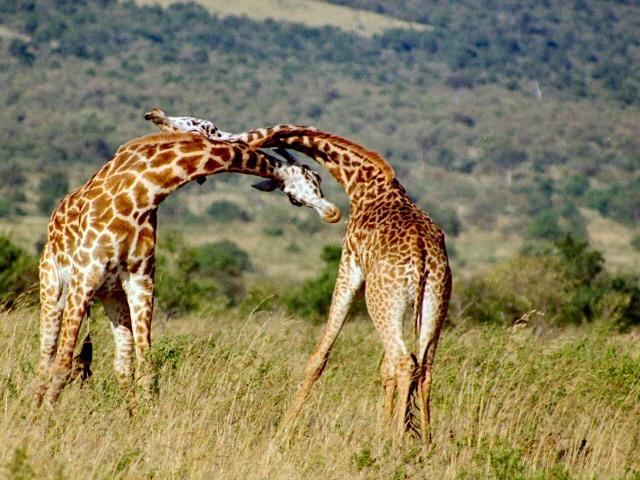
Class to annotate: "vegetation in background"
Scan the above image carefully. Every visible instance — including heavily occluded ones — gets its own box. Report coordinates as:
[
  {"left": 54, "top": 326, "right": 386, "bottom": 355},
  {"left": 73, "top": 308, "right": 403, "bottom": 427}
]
[
  {"left": 154, "top": 231, "right": 252, "bottom": 316},
  {"left": 327, "top": 0, "right": 640, "bottom": 104},
  {"left": 0, "top": 2, "right": 637, "bottom": 476},
  {"left": 37, "top": 171, "right": 69, "bottom": 215},
  {"left": 0, "top": 0, "right": 638, "bottom": 248},
  {"left": 0, "top": 235, "right": 38, "bottom": 309},
  {"left": 284, "top": 244, "right": 343, "bottom": 321},
  {"left": 206, "top": 200, "right": 252, "bottom": 223},
  {"left": 453, "top": 235, "right": 640, "bottom": 329}
]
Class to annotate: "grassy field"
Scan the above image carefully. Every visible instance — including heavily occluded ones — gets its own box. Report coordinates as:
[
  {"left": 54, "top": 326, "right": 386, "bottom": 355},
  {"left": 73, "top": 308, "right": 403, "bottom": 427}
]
[
  {"left": 1, "top": 306, "right": 639, "bottom": 479},
  {"left": 134, "top": 0, "right": 430, "bottom": 37}
]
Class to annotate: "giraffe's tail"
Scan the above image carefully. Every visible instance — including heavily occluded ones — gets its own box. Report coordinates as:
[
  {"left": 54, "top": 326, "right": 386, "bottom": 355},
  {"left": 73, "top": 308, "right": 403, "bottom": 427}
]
[
  {"left": 413, "top": 240, "right": 429, "bottom": 342},
  {"left": 403, "top": 243, "right": 429, "bottom": 436}
]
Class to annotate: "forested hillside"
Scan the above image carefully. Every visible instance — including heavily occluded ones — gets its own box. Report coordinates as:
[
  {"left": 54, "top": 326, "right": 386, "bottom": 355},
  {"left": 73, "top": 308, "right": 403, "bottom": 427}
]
[{"left": 0, "top": 0, "right": 638, "bottom": 275}]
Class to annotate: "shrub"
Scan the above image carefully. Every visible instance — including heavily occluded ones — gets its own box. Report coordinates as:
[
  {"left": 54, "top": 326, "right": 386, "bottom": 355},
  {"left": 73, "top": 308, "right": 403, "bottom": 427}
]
[
  {"left": 563, "top": 174, "right": 589, "bottom": 197},
  {"left": 292, "top": 214, "right": 322, "bottom": 234},
  {"left": 263, "top": 227, "right": 284, "bottom": 237},
  {"left": 182, "top": 241, "right": 252, "bottom": 278},
  {"left": 453, "top": 255, "right": 571, "bottom": 325},
  {"left": 528, "top": 211, "right": 563, "bottom": 241},
  {"left": 422, "top": 201, "right": 461, "bottom": 237},
  {"left": 284, "top": 245, "right": 341, "bottom": 320},
  {"left": 586, "top": 180, "right": 640, "bottom": 224},
  {"left": 631, "top": 235, "right": 640, "bottom": 252},
  {"left": 0, "top": 200, "right": 11, "bottom": 218},
  {"left": 0, "top": 235, "right": 38, "bottom": 309},
  {"left": 154, "top": 232, "right": 252, "bottom": 315},
  {"left": 8, "top": 39, "right": 35, "bottom": 65},
  {"left": 38, "top": 172, "right": 69, "bottom": 215},
  {"left": 206, "top": 200, "right": 252, "bottom": 223},
  {"left": 284, "top": 245, "right": 366, "bottom": 322},
  {"left": 554, "top": 234, "right": 604, "bottom": 285},
  {"left": 455, "top": 234, "right": 638, "bottom": 327}
]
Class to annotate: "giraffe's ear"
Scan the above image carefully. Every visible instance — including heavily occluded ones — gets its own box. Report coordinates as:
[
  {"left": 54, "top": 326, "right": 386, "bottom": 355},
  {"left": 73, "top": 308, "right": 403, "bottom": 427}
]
[
  {"left": 252, "top": 179, "right": 282, "bottom": 192},
  {"left": 275, "top": 147, "right": 301, "bottom": 166}
]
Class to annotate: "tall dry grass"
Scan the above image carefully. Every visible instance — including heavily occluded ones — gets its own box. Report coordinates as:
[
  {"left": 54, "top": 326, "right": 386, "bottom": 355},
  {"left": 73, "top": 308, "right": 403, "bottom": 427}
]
[{"left": 1, "top": 307, "right": 639, "bottom": 479}]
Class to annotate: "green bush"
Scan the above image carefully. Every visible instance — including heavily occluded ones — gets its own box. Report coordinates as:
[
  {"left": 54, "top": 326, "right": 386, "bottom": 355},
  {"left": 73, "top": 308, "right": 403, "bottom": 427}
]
[
  {"left": 453, "top": 254, "right": 572, "bottom": 325},
  {"left": 0, "top": 235, "right": 38, "bottom": 309},
  {"left": 284, "top": 245, "right": 341, "bottom": 320},
  {"left": 528, "top": 211, "right": 563, "bottom": 241},
  {"left": 263, "top": 227, "right": 284, "bottom": 237},
  {"left": 292, "top": 214, "right": 323, "bottom": 234},
  {"left": 38, "top": 172, "right": 69, "bottom": 216},
  {"left": 587, "top": 180, "right": 640, "bottom": 225},
  {"left": 454, "top": 235, "right": 639, "bottom": 327},
  {"left": 563, "top": 174, "right": 589, "bottom": 197},
  {"left": 631, "top": 235, "right": 640, "bottom": 252},
  {"left": 283, "top": 245, "right": 366, "bottom": 322},
  {"left": 0, "top": 200, "right": 11, "bottom": 218},
  {"left": 422, "top": 201, "right": 461, "bottom": 237},
  {"left": 154, "top": 232, "right": 252, "bottom": 316},
  {"left": 206, "top": 200, "right": 252, "bottom": 223}
]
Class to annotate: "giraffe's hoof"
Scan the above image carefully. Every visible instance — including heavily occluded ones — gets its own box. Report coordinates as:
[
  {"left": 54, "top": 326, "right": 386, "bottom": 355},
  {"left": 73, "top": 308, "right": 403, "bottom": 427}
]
[{"left": 34, "top": 384, "right": 48, "bottom": 407}]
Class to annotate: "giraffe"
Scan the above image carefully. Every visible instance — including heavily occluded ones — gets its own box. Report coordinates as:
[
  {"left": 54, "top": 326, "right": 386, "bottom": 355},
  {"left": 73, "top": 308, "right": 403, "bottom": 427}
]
[
  {"left": 37, "top": 130, "right": 341, "bottom": 407},
  {"left": 228, "top": 124, "right": 451, "bottom": 443}
]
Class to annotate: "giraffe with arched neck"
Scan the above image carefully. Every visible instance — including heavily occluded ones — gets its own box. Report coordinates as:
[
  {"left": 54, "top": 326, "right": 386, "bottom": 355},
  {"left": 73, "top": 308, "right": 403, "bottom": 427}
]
[
  {"left": 37, "top": 130, "right": 341, "bottom": 407},
  {"left": 220, "top": 124, "right": 451, "bottom": 443}
]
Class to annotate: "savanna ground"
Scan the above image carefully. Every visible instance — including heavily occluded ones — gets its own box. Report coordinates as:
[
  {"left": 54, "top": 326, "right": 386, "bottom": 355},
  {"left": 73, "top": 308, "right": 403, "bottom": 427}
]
[{"left": 2, "top": 305, "right": 639, "bottom": 479}]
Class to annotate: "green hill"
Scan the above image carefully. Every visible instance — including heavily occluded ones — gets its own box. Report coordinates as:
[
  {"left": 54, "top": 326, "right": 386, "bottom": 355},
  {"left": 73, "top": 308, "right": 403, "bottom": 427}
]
[{"left": 0, "top": 0, "right": 638, "bottom": 275}]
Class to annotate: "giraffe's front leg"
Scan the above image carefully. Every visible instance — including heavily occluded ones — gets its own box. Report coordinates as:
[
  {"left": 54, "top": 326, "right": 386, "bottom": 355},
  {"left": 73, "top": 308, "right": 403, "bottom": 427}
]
[
  {"left": 123, "top": 273, "right": 156, "bottom": 401},
  {"left": 101, "top": 292, "right": 136, "bottom": 406},
  {"left": 284, "top": 251, "right": 363, "bottom": 426}
]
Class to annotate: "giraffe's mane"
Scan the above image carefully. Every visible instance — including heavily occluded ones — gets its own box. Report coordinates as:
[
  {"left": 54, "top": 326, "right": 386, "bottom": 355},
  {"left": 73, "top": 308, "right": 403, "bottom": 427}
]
[
  {"left": 271, "top": 126, "right": 394, "bottom": 182},
  {"left": 309, "top": 129, "right": 394, "bottom": 181},
  {"left": 120, "top": 131, "right": 207, "bottom": 148}
]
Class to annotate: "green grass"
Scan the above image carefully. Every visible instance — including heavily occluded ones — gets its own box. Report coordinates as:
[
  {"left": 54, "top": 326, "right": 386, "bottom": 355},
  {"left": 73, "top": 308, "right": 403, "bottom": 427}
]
[{"left": 2, "top": 307, "right": 639, "bottom": 478}]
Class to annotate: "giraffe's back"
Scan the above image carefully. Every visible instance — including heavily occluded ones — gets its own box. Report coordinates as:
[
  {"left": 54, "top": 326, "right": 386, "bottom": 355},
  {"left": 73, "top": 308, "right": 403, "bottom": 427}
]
[{"left": 348, "top": 179, "right": 448, "bottom": 277}]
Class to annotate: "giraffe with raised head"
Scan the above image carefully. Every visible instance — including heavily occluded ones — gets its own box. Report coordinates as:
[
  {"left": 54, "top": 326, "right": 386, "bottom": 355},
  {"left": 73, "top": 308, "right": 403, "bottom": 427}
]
[
  {"left": 216, "top": 123, "right": 451, "bottom": 443},
  {"left": 37, "top": 130, "right": 341, "bottom": 407}
]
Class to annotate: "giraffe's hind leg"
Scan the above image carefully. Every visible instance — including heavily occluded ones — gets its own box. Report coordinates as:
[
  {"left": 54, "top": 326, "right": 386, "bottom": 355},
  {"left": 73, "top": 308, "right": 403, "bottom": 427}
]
[
  {"left": 36, "top": 249, "right": 65, "bottom": 404},
  {"left": 415, "top": 276, "right": 451, "bottom": 444},
  {"left": 122, "top": 273, "right": 156, "bottom": 400},
  {"left": 380, "top": 353, "right": 397, "bottom": 431},
  {"left": 365, "top": 269, "right": 416, "bottom": 440},
  {"left": 101, "top": 291, "right": 135, "bottom": 403},
  {"left": 284, "top": 252, "right": 363, "bottom": 426}
]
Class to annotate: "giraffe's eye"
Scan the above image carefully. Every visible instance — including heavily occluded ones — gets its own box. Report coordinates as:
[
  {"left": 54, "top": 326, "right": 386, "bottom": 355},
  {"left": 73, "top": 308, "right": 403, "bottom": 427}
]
[{"left": 287, "top": 194, "right": 303, "bottom": 207}]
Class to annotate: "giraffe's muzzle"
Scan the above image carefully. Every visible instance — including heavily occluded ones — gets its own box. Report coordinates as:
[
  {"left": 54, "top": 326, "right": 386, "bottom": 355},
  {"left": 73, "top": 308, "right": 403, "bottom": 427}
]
[{"left": 322, "top": 205, "right": 342, "bottom": 223}]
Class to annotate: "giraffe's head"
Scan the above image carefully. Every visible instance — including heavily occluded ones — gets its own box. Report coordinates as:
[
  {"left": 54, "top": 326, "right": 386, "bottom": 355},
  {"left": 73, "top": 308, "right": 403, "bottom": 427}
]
[
  {"left": 144, "top": 108, "right": 232, "bottom": 140},
  {"left": 252, "top": 149, "right": 341, "bottom": 223}
]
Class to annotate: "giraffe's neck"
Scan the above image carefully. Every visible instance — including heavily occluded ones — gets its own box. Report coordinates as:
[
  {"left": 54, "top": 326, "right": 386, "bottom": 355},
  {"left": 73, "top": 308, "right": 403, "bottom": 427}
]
[
  {"left": 235, "top": 126, "right": 394, "bottom": 198},
  {"left": 113, "top": 132, "right": 285, "bottom": 206}
]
